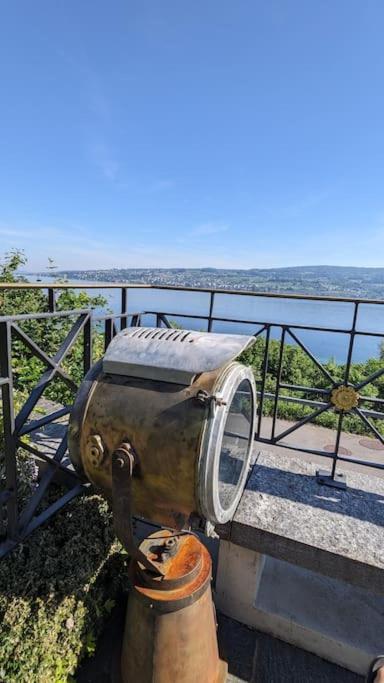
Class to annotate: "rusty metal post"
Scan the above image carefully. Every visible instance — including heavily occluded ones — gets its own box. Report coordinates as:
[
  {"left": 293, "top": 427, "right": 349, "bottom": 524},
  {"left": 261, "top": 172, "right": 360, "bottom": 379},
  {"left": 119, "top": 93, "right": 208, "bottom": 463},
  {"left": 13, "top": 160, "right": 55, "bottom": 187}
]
[{"left": 119, "top": 530, "right": 227, "bottom": 683}]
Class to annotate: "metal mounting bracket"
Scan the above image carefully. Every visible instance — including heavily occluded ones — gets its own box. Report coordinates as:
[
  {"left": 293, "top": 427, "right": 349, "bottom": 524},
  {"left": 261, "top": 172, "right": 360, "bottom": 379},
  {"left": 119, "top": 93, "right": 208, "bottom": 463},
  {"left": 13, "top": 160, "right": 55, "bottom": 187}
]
[{"left": 111, "top": 441, "right": 163, "bottom": 577}]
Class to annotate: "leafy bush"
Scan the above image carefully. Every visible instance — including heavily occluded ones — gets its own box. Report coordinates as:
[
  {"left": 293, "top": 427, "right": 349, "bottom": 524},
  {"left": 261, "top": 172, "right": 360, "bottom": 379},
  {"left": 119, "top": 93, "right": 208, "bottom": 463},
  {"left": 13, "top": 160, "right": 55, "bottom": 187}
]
[
  {"left": 0, "top": 493, "right": 127, "bottom": 683},
  {"left": 0, "top": 251, "right": 127, "bottom": 681}
]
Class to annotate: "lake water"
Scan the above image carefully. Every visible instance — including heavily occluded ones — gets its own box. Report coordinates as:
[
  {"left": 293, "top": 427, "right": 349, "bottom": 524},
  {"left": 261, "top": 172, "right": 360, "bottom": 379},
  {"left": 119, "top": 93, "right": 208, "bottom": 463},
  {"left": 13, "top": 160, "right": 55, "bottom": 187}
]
[{"left": 28, "top": 276, "right": 384, "bottom": 364}]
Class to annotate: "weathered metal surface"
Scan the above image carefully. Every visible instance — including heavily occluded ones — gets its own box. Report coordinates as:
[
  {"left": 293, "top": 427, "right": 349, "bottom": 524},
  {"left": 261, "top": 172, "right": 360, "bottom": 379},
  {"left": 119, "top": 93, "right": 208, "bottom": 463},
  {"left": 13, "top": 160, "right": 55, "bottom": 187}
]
[
  {"left": 120, "top": 530, "right": 227, "bottom": 682},
  {"left": 137, "top": 530, "right": 204, "bottom": 591},
  {"left": 103, "top": 326, "right": 256, "bottom": 384},
  {"left": 111, "top": 441, "right": 164, "bottom": 577},
  {"left": 69, "top": 364, "right": 220, "bottom": 528}
]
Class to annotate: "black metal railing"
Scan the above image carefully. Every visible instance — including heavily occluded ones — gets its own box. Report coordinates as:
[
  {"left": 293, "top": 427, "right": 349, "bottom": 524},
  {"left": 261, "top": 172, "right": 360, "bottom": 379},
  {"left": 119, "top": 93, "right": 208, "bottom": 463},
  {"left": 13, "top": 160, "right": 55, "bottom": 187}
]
[
  {"left": 0, "top": 307, "right": 92, "bottom": 557},
  {"left": 1, "top": 282, "right": 384, "bottom": 556}
]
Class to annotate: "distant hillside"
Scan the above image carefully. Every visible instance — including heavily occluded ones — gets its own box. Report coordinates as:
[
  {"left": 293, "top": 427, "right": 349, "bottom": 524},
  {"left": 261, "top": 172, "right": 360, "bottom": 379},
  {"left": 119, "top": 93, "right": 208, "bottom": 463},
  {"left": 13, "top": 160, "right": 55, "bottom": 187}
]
[{"left": 26, "top": 265, "right": 384, "bottom": 299}]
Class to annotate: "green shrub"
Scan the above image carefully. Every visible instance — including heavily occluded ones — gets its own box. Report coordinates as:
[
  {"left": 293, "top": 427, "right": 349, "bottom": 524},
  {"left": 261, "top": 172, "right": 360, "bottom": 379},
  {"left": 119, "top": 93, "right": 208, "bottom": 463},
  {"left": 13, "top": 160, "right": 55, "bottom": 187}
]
[{"left": 0, "top": 494, "right": 127, "bottom": 683}]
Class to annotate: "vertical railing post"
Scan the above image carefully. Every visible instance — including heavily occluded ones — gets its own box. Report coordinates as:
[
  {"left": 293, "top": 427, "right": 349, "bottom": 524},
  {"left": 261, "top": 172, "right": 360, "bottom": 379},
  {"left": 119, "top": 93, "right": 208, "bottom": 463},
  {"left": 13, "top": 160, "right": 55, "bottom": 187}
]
[
  {"left": 0, "top": 321, "right": 18, "bottom": 541},
  {"left": 321, "top": 301, "right": 359, "bottom": 487},
  {"left": 48, "top": 288, "right": 55, "bottom": 312},
  {"left": 121, "top": 287, "right": 127, "bottom": 330},
  {"left": 345, "top": 302, "right": 359, "bottom": 385},
  {"left": 256, "top": 326, "right": 271, "bottom": 439},
  {"left": 83, "top": 313, "right": 92, "bottom": 375},
  {"left": 271, "top": 327, "right": 286, "bottom": 441},
  {"left": 105, "top": 318, "right": 113, "bottom": 351},
  {"left": 207, "top": 291, "right": 215, "bottom": 332},
  {"left": 330, "top": 412, "right": 344, "bottom": 480}
]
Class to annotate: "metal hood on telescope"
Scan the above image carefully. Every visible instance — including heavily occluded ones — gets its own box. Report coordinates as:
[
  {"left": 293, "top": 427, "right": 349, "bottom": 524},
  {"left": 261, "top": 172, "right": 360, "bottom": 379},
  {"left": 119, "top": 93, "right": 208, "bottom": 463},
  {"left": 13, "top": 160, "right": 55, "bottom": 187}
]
[{"left": 103, "top": 327, "right": 256, "bottom": 384}]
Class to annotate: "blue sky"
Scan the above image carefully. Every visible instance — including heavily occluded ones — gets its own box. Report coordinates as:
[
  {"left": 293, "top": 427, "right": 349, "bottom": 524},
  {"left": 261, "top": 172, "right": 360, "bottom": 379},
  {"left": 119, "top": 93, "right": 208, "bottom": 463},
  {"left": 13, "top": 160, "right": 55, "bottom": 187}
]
[{"left": 1, "top": 1, "right": 384, "bottom": 271}]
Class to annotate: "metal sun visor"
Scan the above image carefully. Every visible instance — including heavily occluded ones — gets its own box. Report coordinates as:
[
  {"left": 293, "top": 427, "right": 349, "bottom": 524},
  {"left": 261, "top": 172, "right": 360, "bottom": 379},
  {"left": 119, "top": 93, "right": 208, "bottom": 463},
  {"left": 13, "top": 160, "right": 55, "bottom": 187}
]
[{"left": 102, "top": 327, "right": 256, "bottom": 384}]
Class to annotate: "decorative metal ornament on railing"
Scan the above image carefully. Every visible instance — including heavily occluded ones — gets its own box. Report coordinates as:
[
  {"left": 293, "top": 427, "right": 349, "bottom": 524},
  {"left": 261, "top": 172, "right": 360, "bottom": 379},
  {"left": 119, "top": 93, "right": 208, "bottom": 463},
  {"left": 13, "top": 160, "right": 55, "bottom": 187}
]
[{"left": 330, "top": 385, "right": 360, "bottom": 412}]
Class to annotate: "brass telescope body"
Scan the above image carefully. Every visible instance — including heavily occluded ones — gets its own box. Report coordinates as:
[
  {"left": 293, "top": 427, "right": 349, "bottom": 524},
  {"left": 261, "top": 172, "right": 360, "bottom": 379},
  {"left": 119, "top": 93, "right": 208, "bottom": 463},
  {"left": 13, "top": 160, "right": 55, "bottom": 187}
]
[{"left": 69, "top": 361, "right": 220, "bottom": 530}]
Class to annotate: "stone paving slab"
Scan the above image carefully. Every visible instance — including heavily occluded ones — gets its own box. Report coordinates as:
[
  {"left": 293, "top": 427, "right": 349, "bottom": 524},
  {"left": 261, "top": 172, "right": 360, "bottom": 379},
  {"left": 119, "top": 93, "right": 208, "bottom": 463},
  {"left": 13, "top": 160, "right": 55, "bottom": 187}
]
[
  {"left": 218, "top": 450, "right": 384, "bottom": 595},
  {"left": 218, "top": 614, "right": 363, "bottom": 683}
]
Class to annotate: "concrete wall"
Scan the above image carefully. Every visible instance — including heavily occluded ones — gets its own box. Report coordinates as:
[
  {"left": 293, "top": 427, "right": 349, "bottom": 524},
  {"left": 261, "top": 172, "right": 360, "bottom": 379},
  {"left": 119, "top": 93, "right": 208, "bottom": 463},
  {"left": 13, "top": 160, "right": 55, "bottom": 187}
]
[{"left": 215, "top": 540, "right": 384, "bottom": 676}]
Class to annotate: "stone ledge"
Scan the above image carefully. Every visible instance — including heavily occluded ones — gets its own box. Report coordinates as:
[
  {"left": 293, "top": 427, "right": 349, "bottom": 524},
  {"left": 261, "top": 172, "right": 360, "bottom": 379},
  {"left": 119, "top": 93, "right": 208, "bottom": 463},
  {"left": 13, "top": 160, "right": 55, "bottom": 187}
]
[{"left": 218, "top": 451, "right": 384, "bottom": 595}]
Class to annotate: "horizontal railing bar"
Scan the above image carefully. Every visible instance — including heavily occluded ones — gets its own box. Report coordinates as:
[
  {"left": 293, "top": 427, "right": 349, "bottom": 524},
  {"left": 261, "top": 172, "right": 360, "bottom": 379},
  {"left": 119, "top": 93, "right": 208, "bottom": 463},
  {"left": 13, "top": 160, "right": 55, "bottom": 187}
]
[
  {"left": 279, "top": 383, "right": 330, "bottom": 394},
  {"left": 336, "top": 455, "right": 384, "bottom": 470},
  {"left": 255, "top": 436, "right": 384, "bottom": 468},
  {"left": 0, "top": 308, "right": 90, "bottom": 322},
  {"left": 0, "top": 377, "right": 9, "bottom": 387},
  {"left": 359, "top": 396, "right": 384, "bottom": 406},
  {"left": 138, "top": 284, "right": 384, "bottom": 305},
  {"left": 260, "top": 391, "right": 384, "bottom": 418},
  {"left": 3, "top": 303, "right": 382, "bottom": 339},
  {"left": 93, "top": 311, "right": 136, "bottom": 322},
  {"left": 142, "top": 310, "right": 384, "bottom": 336},
  {"left": 253, "top": 387, "right": 384, "bottom": 409},
  {"left": 255, "top": 437, "right": 339, "bottom": 458},
  {"left": 144, "top": 310, "right": 210, "bottom": 322},
  {"left": 2, "top": 281, "right": 384, "bottom": 306},
  {"left": 0, "top": 282, "right": 151, "bottom": 290},
  {"left": 18, "top": 407, "right": 70, "bottom": 436},
  {"left": 261, "top": 392, "right": 328, "bottom": 409}
]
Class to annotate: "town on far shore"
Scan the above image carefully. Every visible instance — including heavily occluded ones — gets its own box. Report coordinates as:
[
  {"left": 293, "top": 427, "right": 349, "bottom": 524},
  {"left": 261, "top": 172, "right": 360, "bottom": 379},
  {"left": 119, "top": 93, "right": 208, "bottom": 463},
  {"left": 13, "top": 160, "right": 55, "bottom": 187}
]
[{"left": 27, "top": 265, "right": 384, "bottom": 299}]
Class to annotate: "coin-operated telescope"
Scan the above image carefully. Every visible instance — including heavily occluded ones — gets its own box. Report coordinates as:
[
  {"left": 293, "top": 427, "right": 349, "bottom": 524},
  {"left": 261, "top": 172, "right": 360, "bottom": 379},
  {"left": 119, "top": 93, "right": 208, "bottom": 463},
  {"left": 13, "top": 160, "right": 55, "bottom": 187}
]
[{"left": 68, "top": 327, "right": 256, "bottom": 683}]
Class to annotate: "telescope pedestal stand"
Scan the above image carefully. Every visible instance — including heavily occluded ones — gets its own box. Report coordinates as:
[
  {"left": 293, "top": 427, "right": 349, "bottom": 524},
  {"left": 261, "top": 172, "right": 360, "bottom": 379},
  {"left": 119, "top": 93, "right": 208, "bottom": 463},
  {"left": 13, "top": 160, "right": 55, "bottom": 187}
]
[
  {"left": 119, "top": 529, "right": 227, "bottom": 683},
  {"left": 110, "top": 444, "right": 226, "bottom": 682}
]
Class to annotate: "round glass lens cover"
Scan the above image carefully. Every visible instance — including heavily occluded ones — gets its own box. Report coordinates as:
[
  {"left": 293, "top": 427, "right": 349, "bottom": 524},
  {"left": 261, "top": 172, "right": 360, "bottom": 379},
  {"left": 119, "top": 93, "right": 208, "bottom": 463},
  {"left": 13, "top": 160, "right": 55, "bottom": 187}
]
[{"left": 218, "top": 378, "right": 253, "bottom": 509}]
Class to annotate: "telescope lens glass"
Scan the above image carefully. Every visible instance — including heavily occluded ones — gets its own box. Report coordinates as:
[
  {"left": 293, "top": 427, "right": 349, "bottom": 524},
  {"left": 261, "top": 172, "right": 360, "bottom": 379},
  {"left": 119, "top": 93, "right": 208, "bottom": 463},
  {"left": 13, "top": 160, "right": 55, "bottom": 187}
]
[{"left": 218, "top": 378, "right": 253, "bottom": 509}]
